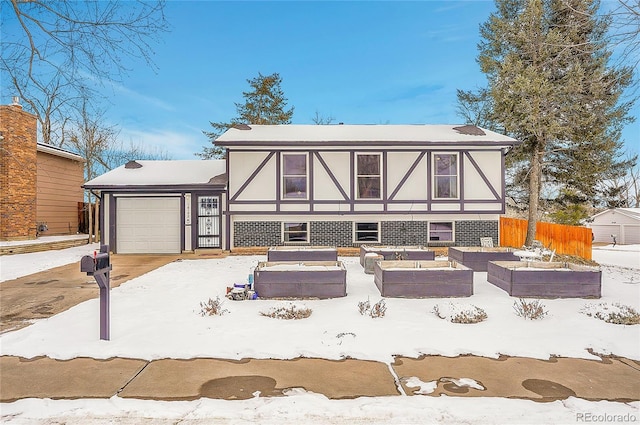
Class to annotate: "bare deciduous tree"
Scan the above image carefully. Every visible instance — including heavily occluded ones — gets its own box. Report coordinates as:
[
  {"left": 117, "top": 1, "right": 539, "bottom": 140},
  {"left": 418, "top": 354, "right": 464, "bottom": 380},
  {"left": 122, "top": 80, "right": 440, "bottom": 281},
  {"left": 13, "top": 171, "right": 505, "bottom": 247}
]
[
  {"left": 65, "top": 100, "right": 170, "bottom": 241},
  {"left": 2, "top": 0, "right": 168, "bottom": 144},
  {"left": 311, "top": 110, "right": 335, "bottom": 125}
]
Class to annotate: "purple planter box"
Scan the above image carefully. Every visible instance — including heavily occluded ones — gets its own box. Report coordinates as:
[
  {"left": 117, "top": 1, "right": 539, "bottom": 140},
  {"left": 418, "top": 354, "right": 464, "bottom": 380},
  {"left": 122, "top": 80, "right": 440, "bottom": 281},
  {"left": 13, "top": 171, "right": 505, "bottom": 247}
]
[
  {"left": 359, "top": 245, "right": 435, "bottom": 267},
  {"left": 253, "top": 261, "right": 347, "bottom": 299},
  {"left": 448, "top": 247, "right": 519, "bottom": 272},
  {"left": 373, "top": 260, "right": 473, "bottom": 298},
  {"left": 487, "top": 261, "right": 602, "bottom": 298},
  {"left": 267, "top": 246, "right": 338, "bottom": 262}
]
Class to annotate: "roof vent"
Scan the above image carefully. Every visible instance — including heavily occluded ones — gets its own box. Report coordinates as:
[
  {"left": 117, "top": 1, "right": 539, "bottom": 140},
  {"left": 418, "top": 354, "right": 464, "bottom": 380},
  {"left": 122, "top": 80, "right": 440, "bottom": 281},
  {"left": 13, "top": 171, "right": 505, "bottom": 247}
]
[
  {"left": 232, "top": 123, "right": 252, "bottom": 130},
  {"left": 125, "top": 160, "right": 142, "bottom": 169},
  {"left": 453, "top": 125, "right": 486, "bottom": 136}
]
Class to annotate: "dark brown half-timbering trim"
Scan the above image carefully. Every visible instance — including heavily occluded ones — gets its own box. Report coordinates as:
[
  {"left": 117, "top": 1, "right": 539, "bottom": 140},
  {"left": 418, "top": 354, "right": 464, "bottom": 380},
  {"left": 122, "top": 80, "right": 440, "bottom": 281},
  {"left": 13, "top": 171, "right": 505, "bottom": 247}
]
[
  {"left": 313, "top": 152, "right": 350, "bottom": 201},
  {"left": 229, "top": 152, "right": 275, "bottom": 202},
  {"left": 464, "top": 151, "right": 501, "bottom": 201},
  {"left": 388, "top": 152, "right": 426, "bottom": 201}
]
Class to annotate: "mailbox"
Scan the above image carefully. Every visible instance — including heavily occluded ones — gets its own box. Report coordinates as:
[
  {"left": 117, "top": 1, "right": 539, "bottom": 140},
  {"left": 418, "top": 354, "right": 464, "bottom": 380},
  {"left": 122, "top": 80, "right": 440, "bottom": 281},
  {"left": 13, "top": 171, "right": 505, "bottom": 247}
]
[
  {"left": 80, "top": 244, "right": 111, "bottom": 340},
  {"left": 81, "top": 246, "right": 111, "bottom": 276}
]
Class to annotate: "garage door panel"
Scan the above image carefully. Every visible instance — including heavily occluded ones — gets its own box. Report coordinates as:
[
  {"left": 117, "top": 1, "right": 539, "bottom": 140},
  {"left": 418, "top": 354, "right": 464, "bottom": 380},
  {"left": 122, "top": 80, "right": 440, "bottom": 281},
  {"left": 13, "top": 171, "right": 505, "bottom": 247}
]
[{"left": 116, "top": 197, "right": 181, "bottom": 254}]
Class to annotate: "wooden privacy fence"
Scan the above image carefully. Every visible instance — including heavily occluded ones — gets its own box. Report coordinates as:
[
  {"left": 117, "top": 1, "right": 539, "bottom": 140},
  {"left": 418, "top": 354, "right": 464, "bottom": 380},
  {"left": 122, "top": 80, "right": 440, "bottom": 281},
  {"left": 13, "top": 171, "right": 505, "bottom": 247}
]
[{"left": 500, "top": 217, "right": 592, "bottom": 260}]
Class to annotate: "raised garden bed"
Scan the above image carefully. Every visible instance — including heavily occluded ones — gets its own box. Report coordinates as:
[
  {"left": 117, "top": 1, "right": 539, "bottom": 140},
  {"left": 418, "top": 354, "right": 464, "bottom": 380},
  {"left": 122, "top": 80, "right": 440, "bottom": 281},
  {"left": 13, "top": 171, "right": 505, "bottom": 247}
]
[
  {"left": 448, "top": 247, "right": 519, "bottom": 272},
  {"left": 267, "top": 246, "right": 338, "bottom": 262},
  {"left": 253, "top": 261, "right": 346, "bottom": 299},
  {"left": 373, "top": 260, "right": 473, "bottom": 298},
  {"left": 487, "top": 261, "right": 601, "bottom": 298},
  {"left": 359, "top": 245, "right": 435, "bottom": 267}
]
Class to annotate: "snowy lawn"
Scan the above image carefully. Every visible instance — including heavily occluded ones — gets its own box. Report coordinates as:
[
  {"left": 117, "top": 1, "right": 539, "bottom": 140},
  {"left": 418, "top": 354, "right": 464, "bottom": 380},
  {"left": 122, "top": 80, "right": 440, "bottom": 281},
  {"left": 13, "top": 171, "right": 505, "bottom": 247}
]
[
  {"left": 1, "top": 244, "right": 638, "bottom": 424},
  {"left": 1, "top": 249, "right": 638, "bottom": 362}
]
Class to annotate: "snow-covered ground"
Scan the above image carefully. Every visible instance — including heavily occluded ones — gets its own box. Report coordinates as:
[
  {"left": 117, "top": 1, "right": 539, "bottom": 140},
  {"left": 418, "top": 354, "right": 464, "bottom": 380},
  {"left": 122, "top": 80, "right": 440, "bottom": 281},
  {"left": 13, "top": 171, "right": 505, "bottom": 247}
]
[{"left": 1, "top": 244, "right": 639, "bottom": 424}]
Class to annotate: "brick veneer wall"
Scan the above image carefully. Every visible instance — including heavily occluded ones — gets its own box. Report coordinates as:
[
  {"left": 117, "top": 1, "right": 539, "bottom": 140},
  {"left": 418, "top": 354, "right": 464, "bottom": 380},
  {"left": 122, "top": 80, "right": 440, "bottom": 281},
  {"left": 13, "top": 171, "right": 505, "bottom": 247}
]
[
  {"left": 234, "top": 221, "right": 281, "bottom": 247},
  {"left": 0, "top": 104, "right": 38, "bottom": 240},
  {"left": 455, "top": 220, "right": 499, "bottom": 247},
  {"left": 310, "top": 221, "right": 352, "bottom": 246},
  {"left": 232, "top": 219, "right": 500, "bottom": 248},
  {"left": 381, "top": 221, "right": 430, "bottom": 245}
]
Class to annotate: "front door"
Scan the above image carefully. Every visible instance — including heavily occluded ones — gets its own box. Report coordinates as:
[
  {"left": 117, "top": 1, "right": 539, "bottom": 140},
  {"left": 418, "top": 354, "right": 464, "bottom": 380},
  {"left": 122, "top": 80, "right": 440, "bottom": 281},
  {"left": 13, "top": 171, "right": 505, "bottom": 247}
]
[{"left": 197, "top": 196, "right": 221, "bottom": 248}]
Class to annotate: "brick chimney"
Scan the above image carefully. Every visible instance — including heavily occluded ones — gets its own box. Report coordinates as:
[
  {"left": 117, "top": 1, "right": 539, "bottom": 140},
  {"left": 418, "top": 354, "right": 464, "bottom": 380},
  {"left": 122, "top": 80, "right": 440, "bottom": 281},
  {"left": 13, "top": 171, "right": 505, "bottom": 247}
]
[{"left": 0, "top": 99, "right": 38, "bottom": 240}]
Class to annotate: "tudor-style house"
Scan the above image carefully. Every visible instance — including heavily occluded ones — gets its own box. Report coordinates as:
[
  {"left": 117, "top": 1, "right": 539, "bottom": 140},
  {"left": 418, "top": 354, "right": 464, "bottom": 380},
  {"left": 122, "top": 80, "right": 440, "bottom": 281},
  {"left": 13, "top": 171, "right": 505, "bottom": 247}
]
[
  {"left": 217, "top": 124, "right": 518, "bottom": 251},
  {"left": 84, "top": 124, "right": 518, "bottom": 254}
]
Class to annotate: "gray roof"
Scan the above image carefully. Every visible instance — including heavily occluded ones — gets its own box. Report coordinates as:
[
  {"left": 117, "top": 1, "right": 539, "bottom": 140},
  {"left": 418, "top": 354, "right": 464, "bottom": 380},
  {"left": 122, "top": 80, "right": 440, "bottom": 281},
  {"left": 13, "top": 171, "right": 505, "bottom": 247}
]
[
  {"left": 215, "top": 124, "right": 519, "bottom": 147},
  {"left": 84, "top": 160, "right": 227, "bottom": 189}
]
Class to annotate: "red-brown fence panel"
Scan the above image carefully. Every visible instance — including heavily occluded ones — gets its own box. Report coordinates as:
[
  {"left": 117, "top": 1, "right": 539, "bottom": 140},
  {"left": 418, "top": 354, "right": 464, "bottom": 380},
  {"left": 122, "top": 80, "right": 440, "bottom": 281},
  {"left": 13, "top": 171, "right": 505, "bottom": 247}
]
[{"left": 500, "top": 217, "right": 592, "bottom": 260}]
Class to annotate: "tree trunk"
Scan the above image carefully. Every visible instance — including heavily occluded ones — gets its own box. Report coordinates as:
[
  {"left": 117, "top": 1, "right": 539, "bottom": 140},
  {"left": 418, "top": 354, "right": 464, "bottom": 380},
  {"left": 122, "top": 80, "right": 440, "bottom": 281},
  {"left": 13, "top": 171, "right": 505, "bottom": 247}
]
[{"left": 525, "top": 147, "right": 542, "bottom": 246}]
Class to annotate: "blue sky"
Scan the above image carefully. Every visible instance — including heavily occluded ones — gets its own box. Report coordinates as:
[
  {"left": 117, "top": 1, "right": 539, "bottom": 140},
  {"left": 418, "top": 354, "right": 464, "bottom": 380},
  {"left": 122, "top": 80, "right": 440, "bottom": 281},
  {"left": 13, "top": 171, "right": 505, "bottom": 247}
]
[{"left": 9, "top": 1, "right": 640, "bottom": 159}]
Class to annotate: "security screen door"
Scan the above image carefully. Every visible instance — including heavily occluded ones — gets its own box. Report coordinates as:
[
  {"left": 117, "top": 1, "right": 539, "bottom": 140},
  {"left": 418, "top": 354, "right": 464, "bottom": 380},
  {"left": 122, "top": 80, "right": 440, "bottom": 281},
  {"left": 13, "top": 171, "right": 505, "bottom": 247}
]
[{"left": 197, "top": 196, "right": 220, "bottom": 248}]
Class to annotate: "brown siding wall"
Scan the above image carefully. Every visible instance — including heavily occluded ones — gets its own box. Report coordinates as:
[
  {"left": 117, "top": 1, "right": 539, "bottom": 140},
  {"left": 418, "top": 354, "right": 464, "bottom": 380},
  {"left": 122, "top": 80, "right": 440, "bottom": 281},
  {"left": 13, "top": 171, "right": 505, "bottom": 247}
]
[
  {"left": 36, "top": 151, "right": 84, "bottom": 235},
  {"left": 0, "top": 104, "right": 38, "bottom": 240}
]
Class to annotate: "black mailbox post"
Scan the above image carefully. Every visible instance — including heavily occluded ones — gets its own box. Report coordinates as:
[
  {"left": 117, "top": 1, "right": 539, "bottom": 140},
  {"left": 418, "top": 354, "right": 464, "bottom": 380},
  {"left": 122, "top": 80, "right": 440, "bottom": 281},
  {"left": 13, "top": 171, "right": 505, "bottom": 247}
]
[{"left": 81, "top": 244, "right": 111, "bottom": 340}]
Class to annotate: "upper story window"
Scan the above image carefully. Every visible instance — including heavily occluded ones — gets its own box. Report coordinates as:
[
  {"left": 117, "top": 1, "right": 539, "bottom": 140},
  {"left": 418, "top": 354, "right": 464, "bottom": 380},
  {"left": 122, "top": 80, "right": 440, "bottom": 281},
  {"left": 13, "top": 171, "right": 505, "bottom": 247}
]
[
  {"left": 356, "top": 153, "right": 381, "bottom": 199},
  {"left": 433, "top": 153, "right": 458, "bottom": 199},
  {"left": 282, "top": 153, "right": 307, "bottom": 199}
]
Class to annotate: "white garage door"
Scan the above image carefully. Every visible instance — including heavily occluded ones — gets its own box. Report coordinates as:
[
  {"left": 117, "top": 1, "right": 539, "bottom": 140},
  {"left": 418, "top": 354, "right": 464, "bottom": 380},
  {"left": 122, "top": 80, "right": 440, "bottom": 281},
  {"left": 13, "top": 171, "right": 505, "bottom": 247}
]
[
  {"left": 116, "top": 197, "right": 181, "bottom": 254},
  {"left": 591, "top": 224, "right": 620, "bottom": 244}
]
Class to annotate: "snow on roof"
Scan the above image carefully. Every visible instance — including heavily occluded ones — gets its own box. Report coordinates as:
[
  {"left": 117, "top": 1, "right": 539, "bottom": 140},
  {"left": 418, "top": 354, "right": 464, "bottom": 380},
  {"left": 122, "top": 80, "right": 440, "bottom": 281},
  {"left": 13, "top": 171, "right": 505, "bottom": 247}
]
[
  {"left": 215, "top": 124, "right": 519, "bottom": 145},
  {"left": 591, "top": 208, "right": 640, "bottom": 221},
  {"left": 83, "top": 160, "right": 226, "bottom": 188}
]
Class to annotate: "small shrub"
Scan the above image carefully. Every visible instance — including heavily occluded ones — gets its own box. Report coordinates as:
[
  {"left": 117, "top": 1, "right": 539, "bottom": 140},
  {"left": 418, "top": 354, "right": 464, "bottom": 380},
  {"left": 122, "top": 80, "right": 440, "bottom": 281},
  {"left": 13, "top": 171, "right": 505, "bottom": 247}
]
[
  {"left": 513, "top": 298, "right": 548, "bottom": 320},
  {"left": 260, "top": 303, "right": 312, "bottom": 320},
  {"left": 370, "top": 299, "right": 387, "bottom": 318},
  {"left": 358, "top": 298, "right": 371, "bottom": 315},
  {"left": 433, "top": 303, "right": 488, "bottom": 324},
  {"left": 358, "top": 298, "right": 386, "bottom": 318},
  {"left": 581, "top": 303, "right": 640, "bottom": 325},
  {"left": 200, "top": 296, "right": 229, "bottom": 316}
]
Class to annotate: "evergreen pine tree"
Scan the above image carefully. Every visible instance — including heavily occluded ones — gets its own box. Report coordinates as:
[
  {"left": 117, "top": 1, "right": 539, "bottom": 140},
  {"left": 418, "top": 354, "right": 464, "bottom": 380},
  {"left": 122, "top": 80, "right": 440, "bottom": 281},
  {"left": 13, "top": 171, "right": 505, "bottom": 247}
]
[
  {"left": 199, "top": 72, "right": 294, "bottom": 159},
  {"left": 476, "top": 0, "right": 634, "bottom": 243}
]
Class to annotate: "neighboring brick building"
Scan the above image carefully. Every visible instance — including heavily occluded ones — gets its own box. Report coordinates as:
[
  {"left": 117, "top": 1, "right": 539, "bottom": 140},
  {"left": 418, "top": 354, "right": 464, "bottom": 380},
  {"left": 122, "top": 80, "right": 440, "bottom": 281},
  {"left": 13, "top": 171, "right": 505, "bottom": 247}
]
[
  {"left": 0, "top": 100, "right": 85, "bottom": 241},
  {"left": 0, "top": 101, "right": 38, "bottom": 240}
]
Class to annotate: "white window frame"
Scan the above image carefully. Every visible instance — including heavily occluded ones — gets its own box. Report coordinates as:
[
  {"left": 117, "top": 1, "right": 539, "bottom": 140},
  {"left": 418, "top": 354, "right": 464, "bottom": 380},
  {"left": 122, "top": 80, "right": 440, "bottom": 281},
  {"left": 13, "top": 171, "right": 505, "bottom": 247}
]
[
  {"left": 281, "top": 152, "right": 309, "bottom": 200},
  {"left": 282, "top": 222, "right": 310, "bottom": 244},
  {"left": 355, "top": 152, "right": 382, "bottom": 200},
  {"left": 432, "top": 152, "right": 459, "bottom": 200},
  {"left": 353, "top": 221, "right": 381, "bottom": 243},
  {"left": 429, "top": 221, "right": 455, "bottom": 243}
]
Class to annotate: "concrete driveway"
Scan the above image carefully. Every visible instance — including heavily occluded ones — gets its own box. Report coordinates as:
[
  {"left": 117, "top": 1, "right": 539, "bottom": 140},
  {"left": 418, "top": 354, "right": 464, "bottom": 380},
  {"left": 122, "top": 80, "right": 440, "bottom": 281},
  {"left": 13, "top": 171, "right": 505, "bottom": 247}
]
[{"left": 0, "top": 254, "right": 185, "bottom": 333}]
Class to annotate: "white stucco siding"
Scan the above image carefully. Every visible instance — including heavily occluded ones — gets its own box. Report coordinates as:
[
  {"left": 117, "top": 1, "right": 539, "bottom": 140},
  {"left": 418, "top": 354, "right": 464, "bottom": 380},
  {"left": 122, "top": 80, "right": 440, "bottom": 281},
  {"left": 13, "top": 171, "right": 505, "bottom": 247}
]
[
  {"left": 313, "top": 159, "right": 347, "bottom": 200},
  {"left": 463, "top": 202, "right": 503, "bottom": 211},
  {"left": 387, "top": 152, "right": 427, "bottom": 201},
  {"left": 228, "top": 152, "right": 272, "bottom": 195},
  {"left": 463, "top": 151, "right": 502, "bottom": 201},
  {"left": 232, "top": 154, "right": 276, "bottom": 201},
  {"left": 387, "top": 203, "right": 429, "bottom": 211},
  {"left": 315, "top": 152, "right": 351, "bottom": 198}
]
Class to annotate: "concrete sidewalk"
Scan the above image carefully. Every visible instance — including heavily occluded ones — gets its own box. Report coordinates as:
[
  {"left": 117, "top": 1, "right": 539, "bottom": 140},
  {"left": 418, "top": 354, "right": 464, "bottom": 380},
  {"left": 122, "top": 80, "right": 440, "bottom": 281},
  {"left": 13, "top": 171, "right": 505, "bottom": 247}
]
[{"left": 1, "top": 354, "right": 639, "bottom": 403}]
